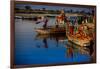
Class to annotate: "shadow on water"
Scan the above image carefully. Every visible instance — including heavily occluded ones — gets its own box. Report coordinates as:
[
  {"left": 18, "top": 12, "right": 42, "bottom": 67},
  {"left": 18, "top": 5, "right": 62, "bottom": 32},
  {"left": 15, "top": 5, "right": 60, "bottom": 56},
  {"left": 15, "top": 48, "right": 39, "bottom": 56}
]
[
  {"left": 86, "top": 39, "right": 95, "bottom": 62},
  {"left": 35, "top": 33, "right": 67, "bottom": 48},
  {"left": 69, "top": 40, "right": 95, "bottom": 62},
  {"left": 43, "top": 38, "right": 48, "bottom": 48},
  {"left": 35, "top": 32, "right": 95, "bottom": 58}
]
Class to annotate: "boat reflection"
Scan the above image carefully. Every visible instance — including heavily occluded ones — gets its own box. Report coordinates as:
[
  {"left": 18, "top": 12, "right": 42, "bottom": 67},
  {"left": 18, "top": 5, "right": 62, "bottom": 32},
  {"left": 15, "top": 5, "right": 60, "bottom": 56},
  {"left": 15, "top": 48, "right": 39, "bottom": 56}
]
[
  {"left": 35, "top": 33, "right": 94, "bottom": 59},
  {"left": 35, "top": 33, "right": 67, "bottom": 47},
  {"left": 65, "top": 40, "right": 95, "bottom": 60},
  {"left": 43, "top": 38, "right": 48, "bottom": 48}
]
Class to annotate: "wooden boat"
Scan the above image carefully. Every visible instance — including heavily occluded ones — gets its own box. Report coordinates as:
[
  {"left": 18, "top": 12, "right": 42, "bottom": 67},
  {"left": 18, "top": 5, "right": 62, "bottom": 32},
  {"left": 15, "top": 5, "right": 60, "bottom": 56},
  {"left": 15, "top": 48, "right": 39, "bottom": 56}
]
[
  {"left": 67, "top": 34, "right": 91, "bottom": 47},
  {"left": 66, "top": 22, "right": 94, "bottom": 47},
  {"left": 35, "top": 26, "right": 66, "bottom": 35}
]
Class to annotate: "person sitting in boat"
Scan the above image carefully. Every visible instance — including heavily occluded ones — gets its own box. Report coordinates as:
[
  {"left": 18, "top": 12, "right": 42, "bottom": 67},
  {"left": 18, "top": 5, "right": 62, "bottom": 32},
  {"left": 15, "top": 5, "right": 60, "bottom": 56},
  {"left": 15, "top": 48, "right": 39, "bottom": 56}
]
[
  {"left": 66, "top": 17, "right": 70, "bottom": 34},
  {"left": 36, "top": 16, "right": 49, "bottom": 29},
  {"left": 69, "top": 20, "right": 74, "bottom": 35},
  {"left": 74, "top": 18, "right": 79, "bottom": 35},
  {"left": 78, "top": 22, "right": 90, "bottom": 40}
]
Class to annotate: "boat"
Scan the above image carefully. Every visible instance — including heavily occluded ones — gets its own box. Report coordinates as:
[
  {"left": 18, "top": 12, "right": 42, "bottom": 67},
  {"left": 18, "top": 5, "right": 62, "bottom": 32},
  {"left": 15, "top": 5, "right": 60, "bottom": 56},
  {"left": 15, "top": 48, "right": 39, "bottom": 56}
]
[
  {"left": 66, "top": 22, "right": 94, "bottom": 47},
  {"left": 35, "top": 26, "right": 66, "bottom": 35},
  {"left": 67, "top": 34, "right": 91, "bottom": 47}
]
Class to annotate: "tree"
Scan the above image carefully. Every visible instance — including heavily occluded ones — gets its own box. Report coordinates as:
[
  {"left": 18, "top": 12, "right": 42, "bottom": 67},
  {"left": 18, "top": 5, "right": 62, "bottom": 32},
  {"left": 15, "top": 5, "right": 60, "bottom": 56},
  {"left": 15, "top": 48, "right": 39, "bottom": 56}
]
[
  {"left": 92, "top": 10, "right": 94, "bottom": 16},
  {"left": 69, "top": 9, "right": 73, "bottom": 13},
  {"left": 25, "top": 5, "right": 32, "bottom": 10},
  {"left": 75, "top": 11, "right": 79, "bottom": 13},
  {"left": 42, "top": 8, "right": 46, "bottom": 11},
  {"left": 15, "top": 7, "right": 20, "bottom": 10},
  {"left": 80, "top": 10, "right": 85, "bottom": 14}
]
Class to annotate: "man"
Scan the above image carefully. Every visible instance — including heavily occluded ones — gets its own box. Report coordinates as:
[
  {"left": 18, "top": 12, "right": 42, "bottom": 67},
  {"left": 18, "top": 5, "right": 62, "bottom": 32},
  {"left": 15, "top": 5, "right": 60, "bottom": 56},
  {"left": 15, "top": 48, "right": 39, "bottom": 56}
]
[
  {"left": 36, "top": 16, "right": 49, "bottom": 29},
  {"left": 55, "top": 9, "right": 66, "bottom": 28},
  {"left": 43, "top": 16, "right": 49, "bottom": 29}
]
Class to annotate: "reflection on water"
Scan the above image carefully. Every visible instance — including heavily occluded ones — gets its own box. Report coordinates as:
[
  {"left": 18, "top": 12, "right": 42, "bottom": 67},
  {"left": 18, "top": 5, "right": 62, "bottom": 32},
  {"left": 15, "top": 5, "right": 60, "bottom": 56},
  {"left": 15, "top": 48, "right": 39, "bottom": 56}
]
[{"left": 14, "top": 18, "right": 94, "bottom": 65}]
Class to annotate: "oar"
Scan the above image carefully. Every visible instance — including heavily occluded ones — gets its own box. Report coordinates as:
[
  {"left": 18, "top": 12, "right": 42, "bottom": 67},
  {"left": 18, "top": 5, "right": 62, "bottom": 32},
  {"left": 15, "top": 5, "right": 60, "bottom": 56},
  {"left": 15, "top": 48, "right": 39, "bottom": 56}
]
[{"left": 35, "top": 21, "right": 41, "bottom": 24}]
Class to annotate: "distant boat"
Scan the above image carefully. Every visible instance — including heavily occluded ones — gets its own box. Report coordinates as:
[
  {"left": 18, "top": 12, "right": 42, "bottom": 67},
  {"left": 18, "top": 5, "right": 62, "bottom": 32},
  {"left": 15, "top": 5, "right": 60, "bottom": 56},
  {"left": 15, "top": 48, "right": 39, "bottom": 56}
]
[
  {"left": 35, "top": 26, "right": 66, "bottom": 35},
  {"left": 15, "top": 16, "right": 22, "bottom": 19}
]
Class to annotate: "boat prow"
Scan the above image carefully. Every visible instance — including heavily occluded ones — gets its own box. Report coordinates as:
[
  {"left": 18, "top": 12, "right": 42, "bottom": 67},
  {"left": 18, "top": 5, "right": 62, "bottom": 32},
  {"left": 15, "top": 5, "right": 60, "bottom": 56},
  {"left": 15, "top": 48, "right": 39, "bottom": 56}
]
[{"left": 35, "top": 29, "right": 49, "bottom": 35}]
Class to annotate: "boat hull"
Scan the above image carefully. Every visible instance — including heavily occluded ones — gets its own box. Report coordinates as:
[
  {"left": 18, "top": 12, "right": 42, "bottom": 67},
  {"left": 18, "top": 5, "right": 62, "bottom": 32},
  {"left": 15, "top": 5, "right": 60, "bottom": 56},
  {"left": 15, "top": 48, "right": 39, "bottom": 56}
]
[
  {"left": 35, "top": 27, "right": 66, "bottom": 35},
  {"left": 67, "top": 35, "right": 91, "bottom": 47}
]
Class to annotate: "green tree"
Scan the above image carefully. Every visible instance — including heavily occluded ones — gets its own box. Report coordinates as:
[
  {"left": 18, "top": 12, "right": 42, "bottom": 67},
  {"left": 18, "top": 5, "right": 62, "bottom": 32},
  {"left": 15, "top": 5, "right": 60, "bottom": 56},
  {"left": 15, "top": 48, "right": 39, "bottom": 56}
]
[
  {"left": 25, "top": 6, "right": 32, "bottom": 10},
  {"left": 69, "top": 9, "right": 73, "bottom": 13},
  {"left": 42, "top": 8, "right": 46, "bottom": 11},
  {"left": 15, "top": 7, "right": 20, "bottom": 10}
]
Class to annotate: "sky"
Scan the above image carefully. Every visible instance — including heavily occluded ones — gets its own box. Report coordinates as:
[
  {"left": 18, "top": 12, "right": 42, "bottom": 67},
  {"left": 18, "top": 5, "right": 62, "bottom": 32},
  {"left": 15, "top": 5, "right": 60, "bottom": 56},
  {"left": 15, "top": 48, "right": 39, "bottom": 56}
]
[{"left": 16, "top": 4, "right": 94, "bottom": 13}]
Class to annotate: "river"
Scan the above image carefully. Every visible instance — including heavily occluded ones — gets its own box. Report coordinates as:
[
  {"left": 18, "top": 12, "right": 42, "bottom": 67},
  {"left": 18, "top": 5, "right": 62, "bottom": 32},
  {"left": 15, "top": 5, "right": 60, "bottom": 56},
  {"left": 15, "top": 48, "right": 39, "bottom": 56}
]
[{"left": 14, "top": 17, "right": 93, "bottom": 66}]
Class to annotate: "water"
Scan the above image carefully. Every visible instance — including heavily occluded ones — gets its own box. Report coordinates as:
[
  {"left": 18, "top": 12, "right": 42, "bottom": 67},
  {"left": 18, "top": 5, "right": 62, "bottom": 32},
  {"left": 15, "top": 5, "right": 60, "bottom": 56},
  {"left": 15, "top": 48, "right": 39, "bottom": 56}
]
[{"left": 14, "top": 18, "right": 93, "bottom": 66}]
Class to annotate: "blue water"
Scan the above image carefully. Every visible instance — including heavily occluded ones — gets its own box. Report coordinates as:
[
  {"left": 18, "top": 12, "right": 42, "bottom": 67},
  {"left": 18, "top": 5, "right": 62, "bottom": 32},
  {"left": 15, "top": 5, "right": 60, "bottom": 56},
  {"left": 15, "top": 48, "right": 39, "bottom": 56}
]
[{"left": 14, "top": 18, "right": 92, "bottom": 65}]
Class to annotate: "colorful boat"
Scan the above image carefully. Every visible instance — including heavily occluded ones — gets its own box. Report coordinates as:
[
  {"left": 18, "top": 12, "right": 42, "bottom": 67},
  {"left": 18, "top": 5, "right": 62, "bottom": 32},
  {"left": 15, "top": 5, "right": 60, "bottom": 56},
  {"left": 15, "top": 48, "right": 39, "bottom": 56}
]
[
  {"left": 67, "top": 34, "right": 92, "bottom": 47},
  {"left": 66, "top": 22, "right": 94, "bottom": 47}
]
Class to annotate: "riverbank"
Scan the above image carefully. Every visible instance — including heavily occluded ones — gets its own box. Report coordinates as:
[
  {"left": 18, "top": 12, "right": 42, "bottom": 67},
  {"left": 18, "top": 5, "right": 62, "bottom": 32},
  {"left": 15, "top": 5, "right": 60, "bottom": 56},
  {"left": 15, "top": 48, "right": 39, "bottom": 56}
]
[{"left": 15, "top": 13, "right": 84, "bottom": 18}]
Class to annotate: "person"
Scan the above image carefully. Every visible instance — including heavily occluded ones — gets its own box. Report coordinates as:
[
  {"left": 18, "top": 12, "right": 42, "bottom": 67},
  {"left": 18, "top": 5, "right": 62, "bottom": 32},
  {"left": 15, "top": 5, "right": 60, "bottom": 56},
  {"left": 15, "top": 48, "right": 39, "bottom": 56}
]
[
  {"left": 36, "top": 16, "right": 49, "bottom": 29},
  {"left": 60, "top": 9, "right": 66, "bottom": 27},
  {"left": 43, "top": 16, "right": 49, "bottom": 29},
  {"left": 78, "top": 23, "right": 84, "bottom": 39},
  {"left": 74, "top": 18, "right": 78, "bottom": 35},
  {"left": 66, "top": 17, "right": 70, "bottom": 34},
  {"left": 55, "top": 9, "right": 66, "bottom": 28},
  {"left": 69, "top": 20, "right": 74, "bottom": 35}
]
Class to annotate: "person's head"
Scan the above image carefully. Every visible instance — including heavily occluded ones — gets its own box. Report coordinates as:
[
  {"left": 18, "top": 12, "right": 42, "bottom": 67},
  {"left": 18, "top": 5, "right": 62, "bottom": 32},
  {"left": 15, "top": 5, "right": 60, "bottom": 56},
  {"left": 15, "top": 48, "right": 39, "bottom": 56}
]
[
  {"left": 60, "top": 9, "right": 65, "bottom": 14},
  {"left": 41, "top": 16, "right": 44, "bottom": 19}
]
